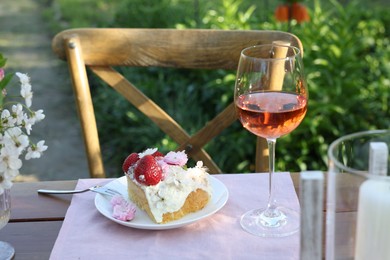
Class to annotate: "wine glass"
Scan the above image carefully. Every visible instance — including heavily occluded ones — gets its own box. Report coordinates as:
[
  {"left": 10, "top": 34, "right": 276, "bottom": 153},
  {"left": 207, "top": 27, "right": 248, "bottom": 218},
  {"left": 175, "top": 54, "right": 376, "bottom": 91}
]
[
  {"left": 0, "top": 189, "right": 15, "bottom": 259},
  {"left": 234, "top": 43, "right": 308, "bottom": 237}
]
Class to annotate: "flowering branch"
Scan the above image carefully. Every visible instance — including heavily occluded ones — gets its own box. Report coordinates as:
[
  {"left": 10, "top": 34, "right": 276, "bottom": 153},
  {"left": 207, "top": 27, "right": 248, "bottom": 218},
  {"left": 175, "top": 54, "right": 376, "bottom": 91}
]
[{"left": 0, "top": 53, "right": 47, "bottom": 194}]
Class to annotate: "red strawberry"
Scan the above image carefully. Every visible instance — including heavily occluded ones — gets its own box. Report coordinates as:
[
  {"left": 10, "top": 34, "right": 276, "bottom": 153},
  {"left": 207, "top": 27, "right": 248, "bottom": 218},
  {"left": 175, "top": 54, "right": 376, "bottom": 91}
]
[
  {"left": 152, "top": 151, "right": 164, "bottom": 158},
  {"left": 134, "top": 155, "right": 162, "bottom": 185},
  {"left": 122, "top": 153, "right": 140, "bottom": 173}
]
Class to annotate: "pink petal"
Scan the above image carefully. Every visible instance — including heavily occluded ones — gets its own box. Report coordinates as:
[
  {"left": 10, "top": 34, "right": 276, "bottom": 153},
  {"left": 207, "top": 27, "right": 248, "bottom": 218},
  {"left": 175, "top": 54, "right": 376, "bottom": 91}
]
[{"left": 163, "top": 151, "right": 188, "bottom": 166}]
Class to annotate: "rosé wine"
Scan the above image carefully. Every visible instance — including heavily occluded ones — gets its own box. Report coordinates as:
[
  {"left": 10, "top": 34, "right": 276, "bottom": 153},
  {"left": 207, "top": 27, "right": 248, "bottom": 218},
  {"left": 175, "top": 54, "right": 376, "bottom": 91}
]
[{"left": 236, "top": 92, "right": 307, "bottom": 139}]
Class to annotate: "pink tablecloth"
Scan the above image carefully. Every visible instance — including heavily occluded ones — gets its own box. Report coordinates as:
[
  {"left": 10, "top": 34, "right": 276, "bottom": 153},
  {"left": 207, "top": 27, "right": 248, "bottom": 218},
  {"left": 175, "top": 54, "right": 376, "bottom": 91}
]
[{"left": 50, "top": 173, "right": 300, "bottom": 260}]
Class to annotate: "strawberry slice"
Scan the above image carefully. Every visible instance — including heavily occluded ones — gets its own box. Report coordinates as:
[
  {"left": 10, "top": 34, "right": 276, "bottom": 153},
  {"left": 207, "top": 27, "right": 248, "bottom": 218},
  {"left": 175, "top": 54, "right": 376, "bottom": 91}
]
[
  {"left": 134, "top": 155, "right": 162, "bottom": 185},
  {"left": 122, "top": 153, "right": 140, "bottom": 173}
]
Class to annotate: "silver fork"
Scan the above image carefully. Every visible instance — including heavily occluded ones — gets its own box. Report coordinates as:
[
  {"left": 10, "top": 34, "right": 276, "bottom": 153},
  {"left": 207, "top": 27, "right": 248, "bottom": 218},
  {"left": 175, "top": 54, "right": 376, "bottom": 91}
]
[{"left": 37, "top": 185, "right": 121, "bottom": 197}]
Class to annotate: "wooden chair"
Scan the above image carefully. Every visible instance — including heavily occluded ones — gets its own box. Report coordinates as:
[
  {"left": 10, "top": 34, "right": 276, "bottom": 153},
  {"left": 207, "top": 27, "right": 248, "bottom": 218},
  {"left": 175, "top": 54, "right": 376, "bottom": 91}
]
[{"left": 52, "top": 28, "right": 303, "bottom": 178}]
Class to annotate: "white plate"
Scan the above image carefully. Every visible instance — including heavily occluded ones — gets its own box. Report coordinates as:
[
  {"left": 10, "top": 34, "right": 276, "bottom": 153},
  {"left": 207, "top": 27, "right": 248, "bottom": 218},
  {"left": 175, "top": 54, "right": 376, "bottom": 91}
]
[{"left": 94, "top": 176, "right": 229, "bottom": 230}]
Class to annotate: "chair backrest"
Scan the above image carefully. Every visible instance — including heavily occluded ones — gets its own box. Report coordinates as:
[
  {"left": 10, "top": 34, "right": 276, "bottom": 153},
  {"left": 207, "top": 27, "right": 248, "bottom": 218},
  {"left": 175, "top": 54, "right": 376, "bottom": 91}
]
[{"left": 52, "top": 28, "right": 303, "bottom": 178}]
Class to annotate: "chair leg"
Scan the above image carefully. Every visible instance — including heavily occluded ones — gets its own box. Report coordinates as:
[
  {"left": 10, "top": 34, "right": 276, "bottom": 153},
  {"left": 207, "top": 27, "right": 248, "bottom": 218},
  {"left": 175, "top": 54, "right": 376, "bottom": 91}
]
[
  {"left": 256, "top": 137, "right": 269, "bottom": 173},
  {"left": 64, "top": 36, "right": 105, "bottom": 178}
]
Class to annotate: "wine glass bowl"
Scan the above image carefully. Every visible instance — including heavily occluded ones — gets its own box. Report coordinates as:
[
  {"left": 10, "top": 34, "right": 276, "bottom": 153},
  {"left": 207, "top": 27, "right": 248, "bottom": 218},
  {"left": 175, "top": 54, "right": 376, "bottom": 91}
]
[{"left": 234, "top": 44, "right": 308, "bottom": 237}]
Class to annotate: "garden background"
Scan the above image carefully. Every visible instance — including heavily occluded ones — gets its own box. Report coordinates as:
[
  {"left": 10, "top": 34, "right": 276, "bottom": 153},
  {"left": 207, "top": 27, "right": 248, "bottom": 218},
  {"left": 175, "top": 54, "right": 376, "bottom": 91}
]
[{"left": 41, "top": 0, "right": 389, "bottom": 177}]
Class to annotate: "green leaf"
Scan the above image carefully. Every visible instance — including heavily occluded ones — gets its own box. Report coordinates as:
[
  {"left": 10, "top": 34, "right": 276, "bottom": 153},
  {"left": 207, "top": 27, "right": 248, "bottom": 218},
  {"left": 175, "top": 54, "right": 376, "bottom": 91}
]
[
  {"left": 0, "top": 55, "right": 7, "bottom": 68},
  {"left": 0, "top": 73, "right": 14, "bottom": 90},
  {"left": 313, "top": 58, "right": 329, "bottom": 66}
]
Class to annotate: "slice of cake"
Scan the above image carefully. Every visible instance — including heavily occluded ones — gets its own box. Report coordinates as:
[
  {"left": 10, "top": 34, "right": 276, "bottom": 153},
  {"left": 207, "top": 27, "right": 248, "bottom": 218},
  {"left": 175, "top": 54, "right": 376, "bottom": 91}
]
[{"left": 123, "top": 148, "right": 212, "bottom": 224}]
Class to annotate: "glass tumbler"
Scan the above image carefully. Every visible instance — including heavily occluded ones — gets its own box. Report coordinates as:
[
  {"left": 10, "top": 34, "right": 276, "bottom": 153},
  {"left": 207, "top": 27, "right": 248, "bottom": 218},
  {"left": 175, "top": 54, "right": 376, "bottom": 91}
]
[{"left": 326, "top": 129, "right": 390, "bottom": 260}]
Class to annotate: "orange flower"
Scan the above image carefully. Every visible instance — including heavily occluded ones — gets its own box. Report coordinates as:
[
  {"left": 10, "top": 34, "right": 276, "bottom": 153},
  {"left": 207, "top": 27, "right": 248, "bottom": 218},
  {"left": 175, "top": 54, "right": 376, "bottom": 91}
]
[
  {"left": 275, "top": 4, "right": 289, "bottom": 22},
  {"left": 275, "top": 2, "right": 310, "bottom": 23},
  {"left": 291, "top": 3, "right": 310, "bottom": 23}
]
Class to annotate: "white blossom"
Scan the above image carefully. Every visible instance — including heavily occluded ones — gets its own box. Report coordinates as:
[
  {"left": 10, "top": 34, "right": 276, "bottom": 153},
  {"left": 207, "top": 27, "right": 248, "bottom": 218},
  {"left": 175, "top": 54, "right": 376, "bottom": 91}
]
[
  {"left": 25, "top": 140, "right": 48, "bottom": 160},
  {"left": 0, "top": 68, "right": 47, "bottom": 194},
  {"left": 1, "top": 109, "right": 10, "bottom": 119},
  {"left": 15, "top": 72, "right": 30, "bottom": 85},
  {"left": 11, "top": 104, "right": 25, "bottom": 125},
  {"left": 1, "top": 109, "right": 16, "bottom": 127},
  {"left": 0, "top": 177, "right": 13, "bottom": 195},
  {"left": 32, "top": 109, "right": 45, "bottom": 122},
  {"left": 16, "top": 72, "right": 33, "bottom": 108}
]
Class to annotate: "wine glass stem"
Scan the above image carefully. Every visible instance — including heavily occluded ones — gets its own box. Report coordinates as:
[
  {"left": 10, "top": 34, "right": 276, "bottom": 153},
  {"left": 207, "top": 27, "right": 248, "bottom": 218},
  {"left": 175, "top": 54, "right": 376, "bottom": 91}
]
[{"left": 266, "top": 138, "right": 277, "bottom": 212}]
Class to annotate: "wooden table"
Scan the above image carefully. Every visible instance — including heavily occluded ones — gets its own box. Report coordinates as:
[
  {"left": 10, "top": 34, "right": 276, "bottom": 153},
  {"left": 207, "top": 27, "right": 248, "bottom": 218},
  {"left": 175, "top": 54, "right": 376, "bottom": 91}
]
[
  {"left": 0, "top": 173, "right": 326, "bottom": 259},
  {"left": 1, "top": 181, "right": 76, "bottom": 260}
]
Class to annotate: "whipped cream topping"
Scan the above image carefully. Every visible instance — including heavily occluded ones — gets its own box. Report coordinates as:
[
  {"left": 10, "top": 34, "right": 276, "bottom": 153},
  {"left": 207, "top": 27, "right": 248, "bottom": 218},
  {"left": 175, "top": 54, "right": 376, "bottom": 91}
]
[{"left": 128, "top": 161, "right": 212, "bottom": 223}]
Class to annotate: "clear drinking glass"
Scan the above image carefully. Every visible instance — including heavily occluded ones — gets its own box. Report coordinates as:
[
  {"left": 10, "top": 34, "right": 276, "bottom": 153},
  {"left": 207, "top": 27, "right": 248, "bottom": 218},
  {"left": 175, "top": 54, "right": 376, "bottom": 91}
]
[
  {"left": 0, "top": 189, "right": 15, "bottom": 259},
  {"left": 326, "top": 129, "right": 390, "bottom": 260},
  {"left": 234, "top": 44, "right": 308, "bottom": 237}
]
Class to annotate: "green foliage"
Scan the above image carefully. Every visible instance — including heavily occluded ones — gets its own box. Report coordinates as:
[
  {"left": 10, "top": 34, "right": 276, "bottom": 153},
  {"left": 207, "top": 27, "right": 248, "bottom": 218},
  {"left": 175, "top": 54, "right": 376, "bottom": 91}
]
[
  {"left": 40, "top": 0, "right": 121, "bottom": 32},
  {"left": 0, "top": 54, "right": 7, "bottom": 67},
  {"left": 0, "top": 54, "right": 14, "bottom": 106},
  {"left": 114, "top": 0, "right": 198, "bottom": 28},
  {"left": 196, "top": 0, "right": 257, "bottom": 30},
  {"left": 287, "top": 0, "right": 390, "bottom": 170},
  {"left": 48, "top": 0, "right": 389, "bottom": 176}
]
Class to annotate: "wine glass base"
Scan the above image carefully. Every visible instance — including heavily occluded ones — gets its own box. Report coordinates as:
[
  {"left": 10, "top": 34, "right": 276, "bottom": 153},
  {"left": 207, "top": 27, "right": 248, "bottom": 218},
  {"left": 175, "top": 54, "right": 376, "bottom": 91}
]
[
  {"left": 0, "top": 241, "right": 15, "bottom": 260},
  {"left": 240, "top": 207, "right": 300, "bottom": 237}
]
